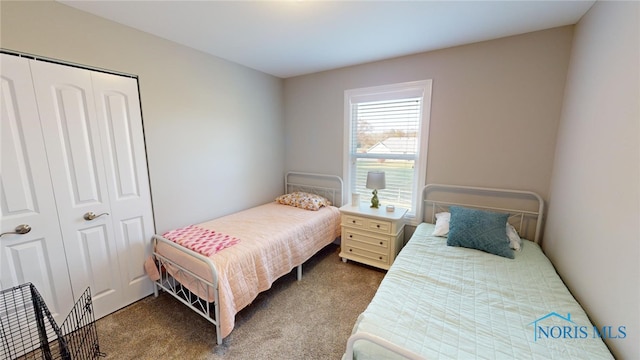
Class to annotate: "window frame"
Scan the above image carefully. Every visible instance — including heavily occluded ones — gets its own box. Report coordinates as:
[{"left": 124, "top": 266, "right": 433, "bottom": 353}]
[{"left": 343, "top": 80, "right": 432, "bottom": 225}]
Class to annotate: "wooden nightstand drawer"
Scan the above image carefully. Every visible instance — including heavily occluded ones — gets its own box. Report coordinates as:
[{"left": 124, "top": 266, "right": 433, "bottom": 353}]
[
  {"left": 343, "top": 215, "right": 367, "bottom": 229},
  {"left": 343, "top": 230, "right": 389, "bottom": 250},
  {"left": 343, "top": 215, "right": 392, "bottom": 235},
  {"left": 342, "top": 243, "right": 389, "bottom": 265},
  {"left": 367, "top": 219, "right": 391, "bottom": 234}
]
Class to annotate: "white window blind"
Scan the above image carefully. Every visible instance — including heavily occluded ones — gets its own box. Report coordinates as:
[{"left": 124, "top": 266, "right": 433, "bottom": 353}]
[{"left": 344, "top": 80, "right": 432, "bottom": 220}]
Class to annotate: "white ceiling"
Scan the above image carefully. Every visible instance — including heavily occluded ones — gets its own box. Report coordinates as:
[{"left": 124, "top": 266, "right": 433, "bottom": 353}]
[{"left": 58, "top": 0, "right": 595, "bottom": 78}]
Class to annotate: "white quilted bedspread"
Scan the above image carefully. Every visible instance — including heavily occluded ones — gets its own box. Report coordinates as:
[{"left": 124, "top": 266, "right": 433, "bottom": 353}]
[{"left": 347, "top": 223, "right": 613, "bottom": 360}]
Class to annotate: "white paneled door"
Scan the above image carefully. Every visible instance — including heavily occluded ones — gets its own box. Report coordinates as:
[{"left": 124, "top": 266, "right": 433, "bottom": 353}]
[
  {"left": 91, "top": 71, "right": 155, "bottom": 306},
  {"left": 1, "top": 54, "right": 154, "bottom": 321},
  {"left": 30, "top": 60, "right": 126, "bottom": 319},
  {"left": 0, "top": 54, "right": 75, "bottom": 325}
]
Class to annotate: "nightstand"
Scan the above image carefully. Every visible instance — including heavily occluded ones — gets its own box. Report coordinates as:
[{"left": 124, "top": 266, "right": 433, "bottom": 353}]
[{"left": 338, "top": 204, "right": 408, "bottom": 270}]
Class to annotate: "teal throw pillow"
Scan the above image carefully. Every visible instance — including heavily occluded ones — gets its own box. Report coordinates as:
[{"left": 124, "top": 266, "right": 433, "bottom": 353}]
[{"left": 447, "top": 206, "right": 514, "bottom": 259}]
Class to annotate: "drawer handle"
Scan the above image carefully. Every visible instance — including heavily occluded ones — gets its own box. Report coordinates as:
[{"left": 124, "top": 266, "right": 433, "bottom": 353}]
[
  {"left": 349, "top": 235, "right": 353, "bottom": 238},
  {"left": 352, "top": 220, "right": 356, "bottom": 224},
  {"left": 379, "top": 241, "right": 383, "bottom": 245},
  {"left": 379, "top": 256, "right": 383, "bottom": 260},
  {"left": 376, "top": 224, "right": 380, "bottom": 228},
  {"left": 349, "top": 248, "right": 353, "bottom": 252}
]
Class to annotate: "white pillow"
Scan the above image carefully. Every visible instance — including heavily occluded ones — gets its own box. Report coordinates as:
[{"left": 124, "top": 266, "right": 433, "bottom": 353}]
[
  {"left": 431, "top": 212, "right": 450, "bottom": 237},
  {"left": 506, "top": 223, "right": 522, "bottom": 251}
]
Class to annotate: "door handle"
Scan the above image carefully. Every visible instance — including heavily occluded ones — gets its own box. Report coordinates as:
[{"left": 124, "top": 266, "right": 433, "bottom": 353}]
[
  {"left": 84, "top": 212, "right": 109, "bottom": 221},
  {"left": 0, "top": 224, "right": 32, "bottom": 237}
]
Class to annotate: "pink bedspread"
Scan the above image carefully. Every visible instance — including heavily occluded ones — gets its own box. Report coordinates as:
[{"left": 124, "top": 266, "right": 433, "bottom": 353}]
[{"left": 154, "top": 202, "right": 341, "bottom": 339}]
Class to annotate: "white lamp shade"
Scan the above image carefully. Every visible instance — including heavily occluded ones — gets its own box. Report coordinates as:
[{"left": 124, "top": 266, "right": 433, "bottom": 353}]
[{"left": 366, "top": 171, "right": 386, "bottom": 190}]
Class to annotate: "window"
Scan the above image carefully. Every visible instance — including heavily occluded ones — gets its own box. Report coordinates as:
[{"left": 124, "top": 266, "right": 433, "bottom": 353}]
[{"left": 343, "top": 80, "right": 432, "bottom": 223}]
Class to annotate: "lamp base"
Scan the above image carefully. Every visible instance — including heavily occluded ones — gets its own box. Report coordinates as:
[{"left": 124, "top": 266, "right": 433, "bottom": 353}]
[{"left": 370, "top": 189, "right": 380, "bottom": 208}]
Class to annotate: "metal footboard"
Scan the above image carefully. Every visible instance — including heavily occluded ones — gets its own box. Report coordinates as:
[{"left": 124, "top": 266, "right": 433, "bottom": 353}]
[
  {"left": 152, "top": 234, "right": 305, "bottom": 345},
  {"left": 344, "top": 332, "right": 425, "bottom": 360},
  {"left": 151, "top": 234, "right": 223, "bottom": 345}
]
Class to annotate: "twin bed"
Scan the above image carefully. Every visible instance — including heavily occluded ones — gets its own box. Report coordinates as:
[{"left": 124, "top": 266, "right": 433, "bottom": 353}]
[
  {"left": 343, "top": 184, "right": 613, "bottom": 359},
  {"left": 148, "top": 175, "right": 613, "bottom": 358},
  {"left": 148, "top": 172, "right": 342, "bottom": 344}
]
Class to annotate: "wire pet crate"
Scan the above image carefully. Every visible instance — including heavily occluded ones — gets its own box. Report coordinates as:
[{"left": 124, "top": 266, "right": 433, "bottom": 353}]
[{"left": 0, "top": 283, "right": 105, "bottom": 359}]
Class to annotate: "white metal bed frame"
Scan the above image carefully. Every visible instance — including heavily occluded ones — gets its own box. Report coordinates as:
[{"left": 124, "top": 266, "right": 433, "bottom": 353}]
[
  {"left": 151, "top": 171, "right": 343, "bottom": 345},
  {"left": 421, "top": 183, "right": 544, "bottom": 243},
  {"left": 344, "top": 183, "right": 545, "bottom": 360}
]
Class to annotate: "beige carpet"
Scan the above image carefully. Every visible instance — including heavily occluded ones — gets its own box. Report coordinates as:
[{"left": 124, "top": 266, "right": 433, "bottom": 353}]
[{"left": 95, "top": 244, "right": 385, "bottom": 359}]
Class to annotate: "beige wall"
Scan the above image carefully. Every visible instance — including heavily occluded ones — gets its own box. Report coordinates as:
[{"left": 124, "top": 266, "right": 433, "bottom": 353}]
[
  {"left": 544, "top": 1, "right": 640, "bottom": 358},
  {"left": 1, "top": 1, "right": 285, "bottom": 233},
  {"left": 283, "top": 27, "right": 573, "bottom": 204}
]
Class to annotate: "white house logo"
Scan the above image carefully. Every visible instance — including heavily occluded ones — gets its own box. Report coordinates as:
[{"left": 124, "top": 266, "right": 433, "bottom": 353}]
[{"left": 528, "top": 312, "right": 626, "bottom": 341}]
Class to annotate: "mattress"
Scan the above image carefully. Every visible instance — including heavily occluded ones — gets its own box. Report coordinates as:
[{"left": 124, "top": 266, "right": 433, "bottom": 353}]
[
  {"left": 346, "top": 222, "right": 613, "bottom": 359},
  {"left": 155, "top": 202, "right": 341, "bottom": 339}
]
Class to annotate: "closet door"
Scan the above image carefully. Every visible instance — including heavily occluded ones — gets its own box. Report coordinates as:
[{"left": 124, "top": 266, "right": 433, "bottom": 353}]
[
  {"left": 0, "top": 54, "right": 75, "bottom": 324},
  {"left": 91, "top": 72, "right": 154, "bottom": 305},
  {"left": 30, "top": 60, "right": 125, "bottom": 319}
]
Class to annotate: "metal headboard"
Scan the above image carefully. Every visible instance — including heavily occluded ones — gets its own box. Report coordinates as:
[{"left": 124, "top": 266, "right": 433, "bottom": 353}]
[
  {"left": 284, "top": 171, "right": 345, "bottom": 207},
  {"left": 422, "top": 184, "right": 544, "bottom": 243}
]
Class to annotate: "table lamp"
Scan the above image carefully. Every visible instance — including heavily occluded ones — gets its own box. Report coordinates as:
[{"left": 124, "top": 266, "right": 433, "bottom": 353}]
[{"left": 366, "top": 171, "right": 385, "bottom": 208}]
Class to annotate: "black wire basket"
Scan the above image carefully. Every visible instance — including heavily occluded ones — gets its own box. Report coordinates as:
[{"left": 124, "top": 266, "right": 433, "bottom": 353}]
[{"left": 0, "top": 283, "right": 105, "bottom": 359}]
